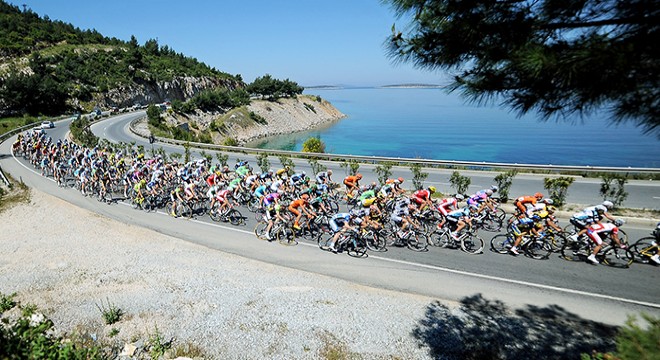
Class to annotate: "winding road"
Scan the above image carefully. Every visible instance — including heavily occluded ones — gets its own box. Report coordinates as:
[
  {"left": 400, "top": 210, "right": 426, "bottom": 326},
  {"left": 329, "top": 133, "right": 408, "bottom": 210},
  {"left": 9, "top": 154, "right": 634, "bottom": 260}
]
[{"left": 1, "top": 113, "right": 659, "bottom": 326}]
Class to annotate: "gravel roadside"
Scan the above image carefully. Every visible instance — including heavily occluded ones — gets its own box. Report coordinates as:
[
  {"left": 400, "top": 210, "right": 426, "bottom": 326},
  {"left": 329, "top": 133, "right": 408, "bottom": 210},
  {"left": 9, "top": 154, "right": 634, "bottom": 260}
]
[{"left": 0, "top": 190, "right": 437, "bottom": 359}]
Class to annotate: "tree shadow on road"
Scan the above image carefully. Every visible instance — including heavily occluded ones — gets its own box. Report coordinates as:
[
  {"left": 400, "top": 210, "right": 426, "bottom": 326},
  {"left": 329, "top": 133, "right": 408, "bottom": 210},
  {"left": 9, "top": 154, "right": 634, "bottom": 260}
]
[{"left": 412, "top": 294, "right": 618, "bottom": 360}]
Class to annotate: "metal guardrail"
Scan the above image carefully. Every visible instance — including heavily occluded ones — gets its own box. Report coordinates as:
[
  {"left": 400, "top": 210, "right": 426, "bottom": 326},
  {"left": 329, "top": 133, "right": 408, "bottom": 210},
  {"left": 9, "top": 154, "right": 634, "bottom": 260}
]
[{"left": 128, "top": 117, "right": 660, "bottom": 175}]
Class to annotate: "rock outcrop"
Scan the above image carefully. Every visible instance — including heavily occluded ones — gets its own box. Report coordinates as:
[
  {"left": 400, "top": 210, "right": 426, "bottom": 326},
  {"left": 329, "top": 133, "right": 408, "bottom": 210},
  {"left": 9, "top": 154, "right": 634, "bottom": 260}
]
[{"left": 95, "top": 76, "right": 241, "bottom": 109}]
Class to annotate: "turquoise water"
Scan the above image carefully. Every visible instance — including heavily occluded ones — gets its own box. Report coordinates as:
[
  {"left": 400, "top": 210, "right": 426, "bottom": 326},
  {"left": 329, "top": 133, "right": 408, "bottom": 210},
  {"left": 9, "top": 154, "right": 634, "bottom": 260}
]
[{"left": 250, "top": 88, "right": 659, "bottom": 168}]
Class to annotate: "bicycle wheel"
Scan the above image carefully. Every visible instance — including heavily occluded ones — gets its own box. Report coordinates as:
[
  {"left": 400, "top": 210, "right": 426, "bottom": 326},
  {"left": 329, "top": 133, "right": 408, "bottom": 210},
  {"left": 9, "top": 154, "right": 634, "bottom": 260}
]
[
  {"left": 461, "top": 234, "right": 484, "bottom": 254},
  {"left": 630, "top": 237, "right": 658, "bottom": 264},
  {"left": 276, "top": 227, "right": 298, "bottom": 246},
  {"left": 406, "top": 232, "right": 429, "bottom": 252},
  {"left": 524, "top": 238, "right": 552, "bottom": 260},
  {"left": 254, "top": 222, "right": 269, "bottom": 240},
  {"left": 209, "top": 207, "right": 222, "bottom": 222},
  {"left": 179, "top": 203, "right": 193, "bottom": 219},
  {"left": 545, "top": 232, "right": 568, "bottom": 253},
  {"left": 228, "top": 209, "right": 245, "bottom": 226},
  {"left": 347, "top": 236, "right": 368, "bottom": 258},
  {"left": 601, "top": 246, "right": 634, "bottom": 268},
  {"left": 560, "top": 240, "right": 589, "bottom": 262},
  {"left": 490, "top": 234, "right": 514, "bottom": 254},
  {"left": 317, "top": 231, "right": 334, "bottom": 250},
  {"left": 364, "top": 230, "right": 387, "bottom": 252},
  {"left": 617, "top": 229, "right": 629, "bottom": 245},
  {"left": 431, "top": 230, "right": 455, "bottom": 248}
]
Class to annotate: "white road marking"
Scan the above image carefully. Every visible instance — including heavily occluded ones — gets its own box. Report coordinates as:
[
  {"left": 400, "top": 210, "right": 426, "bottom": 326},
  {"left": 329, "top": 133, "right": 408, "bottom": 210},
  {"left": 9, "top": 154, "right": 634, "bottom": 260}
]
[{"left": 11, "top": 151, "right": 660, "bottom": 310}]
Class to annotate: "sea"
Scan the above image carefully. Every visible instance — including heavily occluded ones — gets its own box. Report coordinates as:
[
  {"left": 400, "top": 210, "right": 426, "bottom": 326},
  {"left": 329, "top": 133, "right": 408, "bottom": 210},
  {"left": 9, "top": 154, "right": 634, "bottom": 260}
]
[{"left": 249, "top": 87, "right": 659, "bottom": 168}]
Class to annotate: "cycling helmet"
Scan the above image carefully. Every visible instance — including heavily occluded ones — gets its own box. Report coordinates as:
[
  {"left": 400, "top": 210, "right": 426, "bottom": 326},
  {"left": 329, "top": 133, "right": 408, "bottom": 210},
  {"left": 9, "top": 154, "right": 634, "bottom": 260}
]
[
  {"left": 534, "top": 192, "right": 544, "bottom": 199},
  {"left": 255, "top": 171, "right": 261, "bottom": 176},
  {"left": 301, "top": 171, "right": 306, "bottom": 176},
  {"left": 614, "top": 219, "right": 625, "bottom": 227},
  {"left": 374, "top": 186, "right": 381, "bottom": 193},
  {"left": 428, "top": 186, "right": 436, "bottom": 194},
  {"left": 301, "top": 194, "right": 310, "bottom": 200},
  {"left": 485, "top": 189, "right": 493, "bottom": 196},
  {"left": 397, "top": 177, "right": 404, "bottom": 183},
  {"left": 602, "top": 200, "right": 614, "bottom": 209},
  {"left": 455, "top": 194, "right": 465, "bottom": 201},
  {"left": 490, "top": 185, "right": 498, "bottom": 192},
  {"left": 327, "top": 170, "right": 333, "bottom": 175},
  {"left": 356, "top": 173, "right": 363, "bottom": 179},
  {"left": 543, "top": 198, "right": 554, "bottom": 205},
  {"left": 531, "top": 214, "right": 541, "bottom": 221},
  {"left": 595, "top": 205, "right": 606, "bottom": 213}
]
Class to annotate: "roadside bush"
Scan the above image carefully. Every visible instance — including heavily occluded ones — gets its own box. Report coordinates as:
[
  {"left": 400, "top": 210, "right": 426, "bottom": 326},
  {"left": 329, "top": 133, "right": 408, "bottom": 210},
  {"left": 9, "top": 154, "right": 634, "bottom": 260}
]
[
  {"left": 375, "top": 161, "right": 395, "bottom": 185},
  {"left": 308, "top": 158, "right": 327, "bottom": 174},
  {"left": 256, "top": 153, "right": 270, "bottom": 172},
  {"left": 544, "top": 176, "right": 575, "bottom": 208},
  {"left": 302, "top": 135, "right": 325, "bottom": 153},
  {"left": 223, "top": 137, "right": 238, "bottom": 146},
  {"left": 493, "top": 169, "right": 518, "bottom": 203},
  {"left": 600, "top": 174, "right": 628, "bottom": 209},
  {"left": 450, "top": 171, "right": 471, "bottom": 195},
  {"left": 410, "top": 163, "right": 429, "bottom": 190},
  {"left": 340, "top": 159, "right": 360, "bottom": 176},
  {"left": 215, "top": 152, "right": 229, "bottom": 167}
]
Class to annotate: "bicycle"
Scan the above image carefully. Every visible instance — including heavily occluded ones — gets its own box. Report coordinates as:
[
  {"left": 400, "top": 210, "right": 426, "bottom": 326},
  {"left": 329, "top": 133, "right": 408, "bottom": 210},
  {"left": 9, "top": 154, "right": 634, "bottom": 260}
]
[
  {"left": 490, "top": 232, "right": 551, "bottom": 260},
  {"left": 560, "top": 233, "right": 634, "bottom": 268},
  {"left": 388, "top": 224, "right": 429, "bottom": 252},
  {"left": 431, "top": 225, "right": 485, "bottom": 255},
  {"left": 318, "top": 229, "right": 368, "bottom": 258},
  {"left": 209, "top": 202, "right": 245, "bottom": 225},
  {"left": 630, "top": 235, "right": 659, "bottom": 265}
]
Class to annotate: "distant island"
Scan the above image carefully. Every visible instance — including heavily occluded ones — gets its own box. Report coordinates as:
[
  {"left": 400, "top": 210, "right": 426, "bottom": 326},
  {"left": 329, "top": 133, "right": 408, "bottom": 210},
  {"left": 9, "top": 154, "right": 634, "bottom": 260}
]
[{"left": 379, "top": 84, "right": 444, "bottom": 89}]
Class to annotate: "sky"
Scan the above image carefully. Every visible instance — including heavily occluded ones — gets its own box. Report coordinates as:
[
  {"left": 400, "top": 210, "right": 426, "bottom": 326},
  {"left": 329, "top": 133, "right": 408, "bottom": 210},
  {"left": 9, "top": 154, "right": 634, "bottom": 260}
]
[{"left": 8, "top": 0, "right": 443, "bottom": 87}]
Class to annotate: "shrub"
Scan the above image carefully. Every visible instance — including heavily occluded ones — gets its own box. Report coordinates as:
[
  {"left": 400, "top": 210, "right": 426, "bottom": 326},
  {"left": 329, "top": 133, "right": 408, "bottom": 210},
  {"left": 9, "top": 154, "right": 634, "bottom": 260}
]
[
  {"left": 600, "top": 174, "right": 628, "bottom": 208},
  {"left": 302, "top": 135, "right": 325, "bottom": 153},
  {"left": 278, "top": 155, "right": 295, "bottom": 175},
  {"left": 256, "top": 153, "right": 270, "bottom": 172},
  {"left": 450, "top": 171, "right": 471, "bottom": 195},
  {"left": 375, "top": 161, "right": 395, "bottom": 185},
  {"left": 215, "top": 152, "right": 229, "bottom": 167},
  {"left": 544, "top": 176, "right": 575, "bottom": 208},
  {"left": 493, "top": 169, "right": 518, "bottom": 203},
  {"left": 96, "top": 298, "right": 123, "bottom": 325},
  {"left": 308, "top": 158, "right": 327, "bottom": 174},
  {"left": 410, "top": 163, "right": 429, "bottom": 190}
]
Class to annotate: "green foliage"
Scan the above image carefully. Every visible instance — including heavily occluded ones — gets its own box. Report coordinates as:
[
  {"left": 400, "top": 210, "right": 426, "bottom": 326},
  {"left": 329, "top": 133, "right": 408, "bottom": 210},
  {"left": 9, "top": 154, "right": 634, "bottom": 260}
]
[
  {"left": 308, "top": 158, "right": 327, "bottom": 174},
  {"left": 301, "top": 135, "right": 326, "bottom": 153},
  {"left": 0, "top": 292, "right": 17, "bottom": 312},
  {"left": 199, "top": 150, "right": 212, "bottom": 164},
  {"left": 493, "top": 169, "right": 518, "bottom": 203},
  {"left": 0, "top": 3, "right": 240, "bottom": 116},
  {"left": 278, "top": 155, "right": 295, "bottom": 175},
  {"left": 249, "top": 111, "right": 267, "bottom": 124},
  {"left": 583, "top": 313, "right": 660, "bottom": 360},
  {"left": 170, "top": 152, "right": 182, "bottom": 162},
  {"left": 0, "top": 295, "right": 102, "bottom": 359},
  {"left": 410, "top": 163, "right": 429, "bottom": 190},
  {"left": 303, "top": 103, "right": 316, "bottom": 113},
  {"left": 69, "top": 117, "right": 98, "bottom": 147},
  {"left": 385, "top": 0, "right": 659, "bottom": 133},
  {"left": 183, "top": 142, "right": 191, "bottom": 164},
  {"left": 215, "top": 152, "right": 229, "bottom": 167},
  {"left": 146, "top": 104, "right": 164, "bottom": 129},
  {"left": 600, "top": 174, "right": 629, "bottom": 209},
  {"left": 339, "top": 159, "right": 360, "bottom": 176},
  {"left": 96, "top": 298, "right": 123, "bottom": 325},
  {"left": 223, "top": 137, "right": 238, "bottom": 146},
  {"left": 544, "top": 176, "right": 575, "bottom": 207},
  {"left": 375, "top": 161, "right": 395, "bottom": 185},
  {"left": 256, "top": 152, "right": 270, "bottom": 172},
  {"left": 246, "top": 74, "right": 304, "bottom": 99},
  {"left": 449, "top": 171, "right": 471, "bottom": 195},
  {"left": 147, "top": 326, "right": 172, "bottom": 360}
]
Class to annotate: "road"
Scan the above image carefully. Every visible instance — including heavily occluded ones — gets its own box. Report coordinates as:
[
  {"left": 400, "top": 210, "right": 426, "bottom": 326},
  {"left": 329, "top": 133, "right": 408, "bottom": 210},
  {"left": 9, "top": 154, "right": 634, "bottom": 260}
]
[{"left": 1, "top": 114, "right": 659, "bottom": 326}]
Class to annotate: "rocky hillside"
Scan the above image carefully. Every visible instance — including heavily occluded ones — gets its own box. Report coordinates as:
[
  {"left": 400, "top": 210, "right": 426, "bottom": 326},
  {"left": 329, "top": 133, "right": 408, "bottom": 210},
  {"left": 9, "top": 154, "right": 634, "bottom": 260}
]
[{"left": 156, "top": 95, "right": 346, "bottom": 145}]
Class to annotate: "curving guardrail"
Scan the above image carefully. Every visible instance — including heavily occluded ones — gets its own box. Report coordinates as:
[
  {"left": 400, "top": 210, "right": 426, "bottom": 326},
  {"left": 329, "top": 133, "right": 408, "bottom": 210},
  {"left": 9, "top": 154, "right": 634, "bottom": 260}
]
[{"left": 128, "top": 116, "right": 660, "bottom": 175}]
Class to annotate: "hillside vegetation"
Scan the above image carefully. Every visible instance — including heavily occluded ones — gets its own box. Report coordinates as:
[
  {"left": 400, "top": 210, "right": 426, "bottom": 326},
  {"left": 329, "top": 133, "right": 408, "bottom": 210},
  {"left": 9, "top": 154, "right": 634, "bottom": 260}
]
[{"left": 0, "top": 1, "right": 239, "bottom": 117}]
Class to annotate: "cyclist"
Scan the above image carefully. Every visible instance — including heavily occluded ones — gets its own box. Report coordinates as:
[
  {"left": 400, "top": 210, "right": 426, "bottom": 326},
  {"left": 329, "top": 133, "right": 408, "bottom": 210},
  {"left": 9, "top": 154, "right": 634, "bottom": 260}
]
[
  {"left": 343, "top": 173, "right": 362, "bottom": 198},
  {"left": 289, "top": 194, "right": 316, "bottom": 230},
  {"left": 412, "top": 186, "right": 436, "bottom": 211},
  {"left": 327, "top": 212, "right": 359, "bottom": 253},
  {"left": 358, "top": 186, "right": 378, "bottom": 208},
  {"left": 508, "top": 214, "right": 543, "bottom": 255},
  {"left": 133, "top": 178, "right": 147, "bottom": 204},
  {"left": 569, "top": 201, "right": 616, "bottom": 242},
  {"left": 264, "top": 204, "right": 287, "bottom": 241},
  {"left": 513, "top": 192, "right": 544, "bottom": 217},
  {"left": 215, "top": 188, "right": 238, "bottom": 216},
  {"left": 315, "top": 169, "right": 333, "bottom": 185},
  {"left": 390, "top": 197, "right": 418, "bottom": 239},
  {"left": 585, "top": 220, "right": 627, "bottom": 265},
  {"left": 436, "top": 194, "right": 464, "bottom": 229},
  {"left": 446, "top": 206, "right": 475, "bottom": 240},
  {"left": 169, "top": 184, "right": 185, "bottom": 217},
  {"left": 262, "top": 191, "right": 281, "bottom": 209}
]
